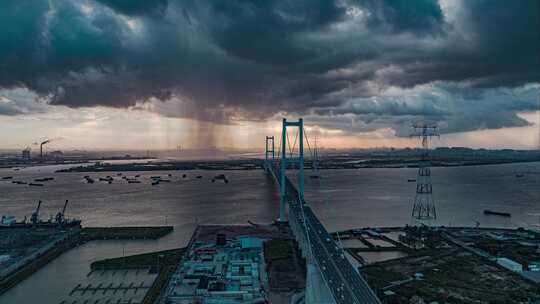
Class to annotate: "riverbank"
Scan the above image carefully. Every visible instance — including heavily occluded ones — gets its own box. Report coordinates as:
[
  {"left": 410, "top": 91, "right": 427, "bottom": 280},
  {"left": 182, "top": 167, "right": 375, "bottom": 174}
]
[{"left": 53, "top": 156, "right": 540, "bottom": 173}]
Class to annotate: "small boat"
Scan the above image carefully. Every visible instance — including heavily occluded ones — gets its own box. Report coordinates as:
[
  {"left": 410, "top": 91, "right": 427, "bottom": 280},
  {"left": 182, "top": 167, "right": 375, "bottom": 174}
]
[
  {"left": 484, "top": 210, "right": 511, "bottom": 217},
  {"left": 212, "top": 174, "right": 229, "bottom": 183},
  {"left": 516, "top": 174, "right": 524, "bottom": 178},
  {"left": 1, "top": 176, "right": 13, "bottom": 180},
  {"left": 408, "top": 179, "right": 416, "bottom": 182},
  {"left": 128, "top": 180, "right": 141, "bottom": 184},
  {"left": 196, "top": 176, "right": 203, "bottom": 179},
  {"left": 29, "top": 183, "right": 44, "bottom": 187},
  {"left": 152, "top": 181, "right": 160, "bottom": 185},
  {"left": 35, "top": 177, "right": 54, "bottom": 182},
  {"left": 85, "top": 177, "right": 95, "bottom": 183},
  {"left": 182, "top": 174, "right": 187, "bottom": 178}
]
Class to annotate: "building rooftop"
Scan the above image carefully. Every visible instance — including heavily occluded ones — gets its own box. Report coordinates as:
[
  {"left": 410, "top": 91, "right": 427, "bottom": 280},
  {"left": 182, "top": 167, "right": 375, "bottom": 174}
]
[{"left": 165, "top": 235, "right": 267, "bottom": 304}]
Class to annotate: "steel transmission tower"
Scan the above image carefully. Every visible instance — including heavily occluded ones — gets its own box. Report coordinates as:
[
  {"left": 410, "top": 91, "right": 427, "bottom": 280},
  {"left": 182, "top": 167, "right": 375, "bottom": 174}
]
[{"left": 411, "top": 123, "right": 439, "bottom": 223}]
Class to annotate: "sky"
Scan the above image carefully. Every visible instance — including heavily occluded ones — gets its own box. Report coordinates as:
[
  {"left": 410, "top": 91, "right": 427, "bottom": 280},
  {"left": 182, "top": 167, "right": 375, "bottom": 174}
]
[{"left": 0, "top": 0, "right": 539, "bottom": 151}]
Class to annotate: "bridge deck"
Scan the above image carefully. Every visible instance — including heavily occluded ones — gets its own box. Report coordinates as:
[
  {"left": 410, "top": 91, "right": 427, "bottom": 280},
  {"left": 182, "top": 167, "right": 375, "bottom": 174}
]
[{"left": 269, "top": 164, "right": 380, "bottom": 304}]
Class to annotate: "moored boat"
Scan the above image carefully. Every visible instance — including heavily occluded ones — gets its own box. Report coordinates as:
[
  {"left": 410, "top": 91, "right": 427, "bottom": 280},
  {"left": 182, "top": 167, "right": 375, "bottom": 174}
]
[{"left": 484, "top": 210, "right": 511, "bottom": 217}]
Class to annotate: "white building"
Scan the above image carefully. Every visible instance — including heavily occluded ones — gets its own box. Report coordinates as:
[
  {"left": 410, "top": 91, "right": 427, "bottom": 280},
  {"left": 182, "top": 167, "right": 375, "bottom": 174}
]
[{"left": 497, "top": 257, "right": 523, "bottom": 273}]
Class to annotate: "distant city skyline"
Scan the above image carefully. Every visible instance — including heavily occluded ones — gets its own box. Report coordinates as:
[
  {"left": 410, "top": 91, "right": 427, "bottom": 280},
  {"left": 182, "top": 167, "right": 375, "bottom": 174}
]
[{"left": 0, "top": 1, "right": 539, "bottom": 150}]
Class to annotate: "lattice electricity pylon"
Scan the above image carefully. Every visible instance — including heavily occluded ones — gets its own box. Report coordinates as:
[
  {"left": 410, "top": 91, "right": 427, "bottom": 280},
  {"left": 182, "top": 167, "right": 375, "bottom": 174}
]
[
  {"left": 264, "top": 136, "right": 275, "bottom": 172},
  {"left": 410, "top": 123, "right": 439, "bottom": 222},
  {"left": 278, "top": 118, "right": 305, "bottom": 222}
]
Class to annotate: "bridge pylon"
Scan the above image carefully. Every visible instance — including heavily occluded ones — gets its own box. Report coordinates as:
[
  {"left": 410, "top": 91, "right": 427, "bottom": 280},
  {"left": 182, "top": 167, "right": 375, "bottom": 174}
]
[
  {"left": 265, "top": 118, "right": 381, "bottom": 304},
  {"left": 278, "top": 118, "right": 304, "bottom": 222},
  {"left": 264, "top": 136, "right": 275, "bottom": 172}
]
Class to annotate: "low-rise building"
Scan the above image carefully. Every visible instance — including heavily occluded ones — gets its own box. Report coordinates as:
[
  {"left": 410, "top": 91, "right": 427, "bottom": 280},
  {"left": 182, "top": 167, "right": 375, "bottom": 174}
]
[
  {"left": 497, "top": 257, "right": 523, "bottom": 273},
  {"left": 165, "top": 235, "right": 267, "bottom": 304}
]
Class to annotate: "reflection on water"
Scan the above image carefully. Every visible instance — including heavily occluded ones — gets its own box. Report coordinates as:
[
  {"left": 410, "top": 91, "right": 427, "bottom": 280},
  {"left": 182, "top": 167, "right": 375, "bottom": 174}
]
[
  {"left": 360, "top": 251, "right": 409, "bottom": 264},
  {"left": 340, "top": 239, "right": 369, "bottom": 248},
  {"left": 365, "top": 238, "right": 394, "bottom": 248},
  {"left": 0, "top": 161, "right": 538, "bottom": 303}
]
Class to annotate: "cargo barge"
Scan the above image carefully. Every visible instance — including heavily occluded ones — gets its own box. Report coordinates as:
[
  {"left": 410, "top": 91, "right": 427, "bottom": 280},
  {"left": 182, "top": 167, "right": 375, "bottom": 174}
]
[{"left": 484, "top": 210, "right": 511, "bottom": 217}]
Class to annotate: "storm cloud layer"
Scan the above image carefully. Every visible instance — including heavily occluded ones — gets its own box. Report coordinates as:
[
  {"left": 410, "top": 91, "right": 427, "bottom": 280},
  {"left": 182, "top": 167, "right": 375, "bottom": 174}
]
[{"left": 0, "top": 0, "right": 539, "bottom": 135}]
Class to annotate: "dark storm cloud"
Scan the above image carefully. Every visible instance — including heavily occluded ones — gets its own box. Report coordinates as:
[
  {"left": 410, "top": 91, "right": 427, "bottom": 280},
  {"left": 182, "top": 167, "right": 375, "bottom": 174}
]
[
  {"left": 201, "top": 0, "right": 346, "bottom": 65},
  {"left": 355, "top": 0, "right": 446, "bottom": 36},
  {"left": 0, "top": 0, "right": 538, "bottom": 135},
  {"left": 94, "top": 0, "right": 169, "bottom": 16},
  {"left": 312, "top": 82, "right": 539, "bottom": 136}
]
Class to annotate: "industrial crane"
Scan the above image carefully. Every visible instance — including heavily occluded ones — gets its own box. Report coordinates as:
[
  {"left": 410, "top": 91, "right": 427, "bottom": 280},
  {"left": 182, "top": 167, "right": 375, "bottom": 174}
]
[
  {"left": 55, "top": 200, "right": 69, "bottom": 226},
  {"left": 30, "top": 200, "right": 42, "bottom": 224}
]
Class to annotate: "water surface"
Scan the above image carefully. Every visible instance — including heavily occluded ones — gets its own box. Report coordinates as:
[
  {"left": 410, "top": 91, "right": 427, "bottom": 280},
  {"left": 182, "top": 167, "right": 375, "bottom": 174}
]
[{"left": 0, "top": 162, "right": 538, "bottom": 303}]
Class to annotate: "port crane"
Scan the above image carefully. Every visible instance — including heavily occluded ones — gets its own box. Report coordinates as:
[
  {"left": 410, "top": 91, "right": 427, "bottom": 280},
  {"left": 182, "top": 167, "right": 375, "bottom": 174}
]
[
  {"left": 55, "top": 200, "right": 69, "bottom": 226},
  {"left": 30, "top": 200, "right": 42, "bottom": 224}
]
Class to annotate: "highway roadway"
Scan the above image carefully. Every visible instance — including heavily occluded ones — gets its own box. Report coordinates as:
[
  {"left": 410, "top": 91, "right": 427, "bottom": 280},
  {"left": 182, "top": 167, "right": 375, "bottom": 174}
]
[{"left": 274, "top": 166, "right": 381, "bottom": 304}]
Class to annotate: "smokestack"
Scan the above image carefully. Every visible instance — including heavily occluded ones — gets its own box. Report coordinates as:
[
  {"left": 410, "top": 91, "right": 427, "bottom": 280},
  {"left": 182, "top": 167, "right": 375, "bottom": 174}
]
[{"left": 40, "top": 139, "right": 51, "bottom": 160}]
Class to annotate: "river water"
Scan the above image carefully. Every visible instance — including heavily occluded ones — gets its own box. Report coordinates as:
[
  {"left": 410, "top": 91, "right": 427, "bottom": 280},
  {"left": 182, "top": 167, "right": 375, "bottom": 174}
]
[{"left": 0, "top": 162, "right": 539, "bottom": 303}]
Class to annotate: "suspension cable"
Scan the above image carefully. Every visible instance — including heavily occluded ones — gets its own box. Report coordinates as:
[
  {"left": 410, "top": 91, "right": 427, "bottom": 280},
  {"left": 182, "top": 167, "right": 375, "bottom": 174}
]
[
  {"left": 277, "top": 132, "right": 282, "bottom": 159},
  {"left": 291, "top": 129, "right": 298, "bottom": 156},
  {"left": 304, "top": 129, "right": 314, "bottom": 159},
  {"left": 286, "top": 132, "right": 292, "bottom": 158}
]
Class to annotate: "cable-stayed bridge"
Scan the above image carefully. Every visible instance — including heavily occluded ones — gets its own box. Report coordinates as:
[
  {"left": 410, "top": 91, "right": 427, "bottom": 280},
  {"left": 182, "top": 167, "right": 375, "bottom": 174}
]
[{"left": 264, "top": 118, "right": 380, "bottom": 304}]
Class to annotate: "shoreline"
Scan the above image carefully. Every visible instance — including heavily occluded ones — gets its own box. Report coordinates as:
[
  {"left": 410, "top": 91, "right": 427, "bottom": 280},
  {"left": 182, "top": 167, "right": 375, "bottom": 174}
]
[{"left": 53, "top": 158, "right": 540, "bottom": 173}]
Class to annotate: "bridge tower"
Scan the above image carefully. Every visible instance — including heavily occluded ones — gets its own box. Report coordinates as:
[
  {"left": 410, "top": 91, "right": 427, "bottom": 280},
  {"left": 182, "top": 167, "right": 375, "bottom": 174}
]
[
  {"left": 279, "top": 118, "right": 304, "bottom": 222},
  {"left": 264, "top": 136, "right": 275, "bottom": 172},
  {"left": 411, "top": 123, "right": 439, "bottom": 224},
  {"left": 278, "top": 118, "right": 335, "bottom": 303}
]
